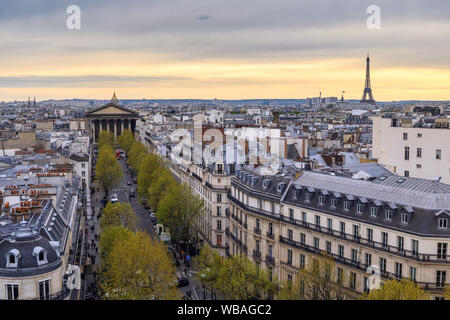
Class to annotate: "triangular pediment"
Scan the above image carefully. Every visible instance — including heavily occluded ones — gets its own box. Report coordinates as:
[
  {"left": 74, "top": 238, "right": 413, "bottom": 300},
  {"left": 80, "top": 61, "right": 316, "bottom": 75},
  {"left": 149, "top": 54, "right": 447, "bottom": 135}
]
[{"left": 86, "top": 102, "right": 139, "bottom": 117}]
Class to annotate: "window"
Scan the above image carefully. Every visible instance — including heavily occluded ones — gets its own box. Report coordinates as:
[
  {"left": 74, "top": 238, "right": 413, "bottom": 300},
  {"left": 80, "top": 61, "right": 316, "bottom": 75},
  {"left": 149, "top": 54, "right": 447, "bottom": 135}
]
[
  {"left": 349, "top": 272, "right": 356, "bottom": 289},
  {"left": 436, "top": 149, "right": 442, "bottom": 160},
  {"left": 385, "top": 209, "right": 393, "bottom": 221},
  {"left": 256, "top": 218, "right": 261, "bottom": 230},
  {"left": 395, "top": 262, "right": 403, "bottom": 279},
  {"left": 404, "top": 170, "right": 409, "bottom": 177},
  {"left": 268, "top": 244, "right": 273, "bottom": 257},
  {"left": 343, "top": 201, "right": 350, "bottom": 211},
  {"left": 268, "top": 222, "right": 273, "bottom": 236},
  {"left": 436, "top": 271, "right": 446, "bottom": 288},
  {"left": 305, "top": 192, "right": 312, "bottom": 202},
  {"left": 217, "top": 220, "right": 222, "bottom": 230},
  {"left": 289, "top": 209, "right": 294, "bottom": 220},
  {"left": 299, "top": 254, "right": 305, "bottom": 268},
  {"left": 363, "top": 276, "right": 369, "bottom": 293},
  {"left": 417, "top": 133, "right": 422, "bottom": 138},
  {"left": 417, "top": 148, "right": 422, "bottom": 158},
  {"left": 292, "top": 189, "right": 299, "bottom": 200},
  {"left": 370, "top": 207, "right": 377, "bottom": 217},
  {"left": 404, "top": 146, "right": 409, "bottom": 160},
  {"left": 39, "top": 280, "right": 51, "bottom": 300},
  {"left": 412, "top": 239, "right": 419, "bottom": 256},
  {"left": 382, "top": 232, "right": 388, "bottom": 248},
  {"left": 416, "top": 164, "right": 422, "bottom": 169},
  {"left": 403, "top": 132, "right": 408, "bottom": 140},
  {"left": 326, "top": 241, "right": 332, "bottom": 254},
  {"left": 410, "top": 267, "right": 417, "bottom": 282},
  {"left": 437, "top": 243, "right": 447, "bottom": 259},
  {"left": 438, "top": 218, "right": 448, "bottom": 229},
  {"left": 331, "top": 198, "right": 337, "bottom": 208},
  {"left": 351, "top": 249, "right": 358, "bottom": 263},
  {"left": 340, "top": 221, "right": 346, "bottom": 235},
  {"left": 301, "top": 211, "right": 307, "bottom": 224},
  {"left": 258, "top": 199, "right": 262, "bottom": 209},
  {"left": 401, "top": 213, "right": 409, "bottom": 224},
  {"left": 217, "top": 194, "right": 222, "bottom": 202},
  {"left": 300, "top": 233, "right": 306, "bottom": 245},
  {"left": 287, "top": 273, "right": 293, "bottom": 284},
  {"left": 367, "top": 228, "right": 373, "bottom": 244},
  {"left": 217, "top": 206, "right": 222, "bottom": 216},
  {"left": 6, "top": 249, "right": 19, "bottom": 268},
  {"left": 81, "top": 163, "right": 86, "bottom": 168},
  {"left": 338, "top": 245, "right": 344, "bottom": 259},
  {"left": 288, "top": 229, "right": 293, "bottom": 240},
  {"left": 216, "top": 234, "right": 222, "bottom": 246},
  {"left": 356, "top": 203, "right": 364, "bottom": 214},
  {"left": 365, "top": 253, "right": 372, "bottom": 267},
  {"left": 315, "top": 215, "right": 321, "bottom": 228},
  {"left": 319, "top": 195, "right": 325, "bottom": 205},
  {"left": 314, "top": 237, "right": 320, "bottom": 250},
  {"left": 6, "top": 284, "right": 19, "bottom": 300},
  {"left": 380, "top": 258, "right": 386, "bottom": 274},
  {"left": 255, "top": 240, "right": 260, "bottom": 253},
  {"left": 397, "top": 236, "right": 404, "bottom": 252},
  {"left": 353, "top": 225, "right": 360, "bottom": 239},
  {"left": 81, "top": 171, "right": 85, "bottom": 177},
  {"left": 327, "top": 218, "right": 332, "bottom": 231},
  {"left": 287, "top": 249, "right": 293, "bottom": 265},
  {"left": 337, "top": 267, "right": 343, "bottom": 284}
]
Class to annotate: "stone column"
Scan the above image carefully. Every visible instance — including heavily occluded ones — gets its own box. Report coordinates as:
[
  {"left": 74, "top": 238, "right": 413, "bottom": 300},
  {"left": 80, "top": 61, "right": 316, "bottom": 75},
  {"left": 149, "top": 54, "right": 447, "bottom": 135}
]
[
  {"left": 92, "top": 120, "right": 96, "bottom": 144},
  {"left": 121, "top": 120, "right": 124, "bottom": 135},
  {"left": 113, "top": 119, "right": 117, "bottom": 139}
]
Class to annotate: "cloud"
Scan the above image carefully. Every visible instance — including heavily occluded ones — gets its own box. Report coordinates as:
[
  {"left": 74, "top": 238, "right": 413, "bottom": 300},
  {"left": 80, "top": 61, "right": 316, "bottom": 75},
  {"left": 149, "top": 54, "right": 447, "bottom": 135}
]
[
  {"left": 196, "top": 14, "right": 211, "bottom": 21},
  {"left": 0, "top": 75, "right": 190, "bottom": 88}
]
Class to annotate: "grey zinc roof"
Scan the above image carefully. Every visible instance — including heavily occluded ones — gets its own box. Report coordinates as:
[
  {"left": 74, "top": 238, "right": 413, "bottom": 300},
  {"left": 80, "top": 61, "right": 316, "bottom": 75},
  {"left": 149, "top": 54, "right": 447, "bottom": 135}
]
[{"left": 293, "top": 171, "right": 450, "bottom": 210}]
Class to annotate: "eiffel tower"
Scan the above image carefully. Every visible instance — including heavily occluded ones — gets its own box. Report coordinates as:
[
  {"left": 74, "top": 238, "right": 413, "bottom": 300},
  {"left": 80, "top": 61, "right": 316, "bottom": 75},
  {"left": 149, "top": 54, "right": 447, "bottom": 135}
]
[{"left": 360, "top": 53, "right": 376, "bottom": 104}]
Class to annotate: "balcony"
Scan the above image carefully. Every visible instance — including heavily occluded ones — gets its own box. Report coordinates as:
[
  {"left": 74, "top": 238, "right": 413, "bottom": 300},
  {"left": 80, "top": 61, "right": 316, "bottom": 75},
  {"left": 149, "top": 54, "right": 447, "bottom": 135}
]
[
  {"left": 278, "top": 215, "right": 450, "bottom": 264},
  {"left": 225, "top": 208, "right": 230, "bottom": 217},
  {"left": 228, "top": 193, "right": 281, "bottom": 221},
  {"left": 254, "top": 227, "right": 261, "bottom": 235},
  {"left": 243, "top": 223, "right": 248, "bottom": 230},
  {"left": 265, "top": 255, "right": 275, "bottom": 266},
  {"left": 253, "top": 250, "right": 262, "bottom": 260},
  {"left": 266, "top": 231, "right": 275, "bottom": 240}
]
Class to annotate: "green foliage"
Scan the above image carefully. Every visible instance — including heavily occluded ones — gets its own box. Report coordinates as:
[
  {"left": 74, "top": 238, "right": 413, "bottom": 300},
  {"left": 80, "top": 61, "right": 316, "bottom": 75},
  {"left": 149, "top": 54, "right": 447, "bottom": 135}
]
[
  {"left": 99, "top": 225, "right": 133, "bottom": 270},
  {"left": 117, "top": 129, "right": 135, "bottom": 154},
  {"left": 156, "top": 183, "right": 204, "bottom": 244},
  {"left": 100, "top": 231, "right": 179, "bottom": 300},
  {"left": 98, "top": 130, "right": 115, "bottom": 149},
  {"left": 137, "top": 153, "right": 164, "bottom": 200},
  {"left": 359, "top": 278, "right": 430, "bottom": 300},
  {"left": 100, "top": 202, "right": 137, "bottom": 231},
  {"left": 127, "top": 141, "right": 148, "bottom": 173},
  {"left": 95, "top": 145, "right": 123, "bottom": 197},
  {"left": 147, "top": 168, "right": 177, "bottom": 211}
]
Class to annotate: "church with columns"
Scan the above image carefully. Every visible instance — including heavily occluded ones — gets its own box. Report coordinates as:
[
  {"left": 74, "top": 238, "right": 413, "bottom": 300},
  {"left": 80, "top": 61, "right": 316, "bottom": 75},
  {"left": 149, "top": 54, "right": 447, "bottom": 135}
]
[{"left": 85, "top": 93, "right": 140, "bottom": 144}]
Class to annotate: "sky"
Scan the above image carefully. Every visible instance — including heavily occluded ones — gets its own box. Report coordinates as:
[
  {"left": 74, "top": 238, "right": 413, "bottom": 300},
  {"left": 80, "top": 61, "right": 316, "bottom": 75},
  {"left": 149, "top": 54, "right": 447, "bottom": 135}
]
[{"left": 0, "top": 0, "right": 449, "bottom": 101}]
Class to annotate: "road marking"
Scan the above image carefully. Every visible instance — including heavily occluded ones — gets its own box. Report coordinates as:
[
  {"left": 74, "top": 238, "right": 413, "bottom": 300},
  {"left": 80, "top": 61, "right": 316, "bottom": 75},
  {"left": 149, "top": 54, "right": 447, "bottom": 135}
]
[{"left": 192, "top": 287, "right": 199, "bottom": 300}]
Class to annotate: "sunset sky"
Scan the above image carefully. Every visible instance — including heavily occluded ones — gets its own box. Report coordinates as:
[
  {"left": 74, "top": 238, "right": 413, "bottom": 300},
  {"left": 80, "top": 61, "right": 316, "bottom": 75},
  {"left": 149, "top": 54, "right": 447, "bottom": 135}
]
[{"left": 0, "top": 0, "right": 449, "bottom": 101}]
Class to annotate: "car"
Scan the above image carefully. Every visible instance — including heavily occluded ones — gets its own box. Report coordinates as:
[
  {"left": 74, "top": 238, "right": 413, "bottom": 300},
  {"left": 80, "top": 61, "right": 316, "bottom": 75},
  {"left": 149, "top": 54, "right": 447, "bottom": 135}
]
[
  {"left": 176, "top": 277, "right": 189, "bottom": 288},
  {"left": 110, "top": 193, "right": 119, "bottom": 204},
  {"left": 127, "top": 181, "right": 132, "bottom": 186},
  {"left": 132, "top": 177, "right": 137, "bottom": 184},
  {"left": 129, "top": 188, "right": 136, "bottom": 197},
  {"left": 148, "top": 212, "right": 156, "bottom": 220}
]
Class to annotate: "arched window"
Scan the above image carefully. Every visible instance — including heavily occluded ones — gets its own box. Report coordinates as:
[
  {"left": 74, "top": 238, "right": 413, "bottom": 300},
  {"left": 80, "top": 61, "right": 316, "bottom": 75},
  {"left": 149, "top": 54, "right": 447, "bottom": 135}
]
[
  {"left": 33, "top": 247, "right": 48, "bottom": 265},
  {"left": 6, "top": 249, "right": 20, "bottom": 268},
  {"left": 38, "top": 251, "right": 45, "bottom": 261},
  {"left": 9, "top": 255, "right": 15, "bottom": 264}
]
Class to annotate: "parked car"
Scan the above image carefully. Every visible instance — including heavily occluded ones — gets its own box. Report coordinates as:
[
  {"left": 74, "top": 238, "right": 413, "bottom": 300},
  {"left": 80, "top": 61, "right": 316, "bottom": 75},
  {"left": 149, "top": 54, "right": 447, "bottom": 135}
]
[
  {"left": 110, "top": 193, "right": 119, "bottom": 204},
  {"left": 176, "top": 277, "right": 189, "bottom": 288},
  {"left": 127, "top": 181, "right": 132, "bottom": 186},
  {"left": 129, "top": 188, "right": 135, "bottom": 198},
  {"left": 148, "top": 212, "right": 156, "bottom": 220}
]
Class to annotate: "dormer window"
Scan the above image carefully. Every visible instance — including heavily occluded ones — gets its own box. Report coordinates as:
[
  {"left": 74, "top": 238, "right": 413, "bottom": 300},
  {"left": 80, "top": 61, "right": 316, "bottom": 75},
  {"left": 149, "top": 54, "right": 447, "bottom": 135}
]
[
  {"left": 277, "top": 183, "right": 286, "bottom": 193},
  {"left": 305, "top": 192, "right": 312, "bottom": 202},
  {"left": 330, "top": 198, "right": 337, "bottom": 208},
  {"left": 356, "top": 203, "right": 364, "bottom": 214},
  {"left": 370, "top": 207, "right": 378, "bottom": 217},
  {"left": 33, "top": 247, "right": 48, "bottom": 265},
  {"left": 400, "top": 212, "right": 409, "bottom": 224},
  {"left": 6, "top": 249, "right": 20, "bottom": 268},
  {"left": 319, "top": 195, "right": 325, "bottom": 205},
  {"left": 438, "top": 218, "right": 448, "bottom": 229},
  {"left": 385, "top": 209, "right": 393, "bottom": 221},
  {"left": 292, "top": 189, "right": 300, "bottom": 200},
  {"left": 343, "top": 201, "right": 350, "bottom": 211},
  {"left": 263, "top": 179, "right": 270, "bottom": 189},
  {"left": 251, "top": 177, "right": 258, "bottom": 186}
]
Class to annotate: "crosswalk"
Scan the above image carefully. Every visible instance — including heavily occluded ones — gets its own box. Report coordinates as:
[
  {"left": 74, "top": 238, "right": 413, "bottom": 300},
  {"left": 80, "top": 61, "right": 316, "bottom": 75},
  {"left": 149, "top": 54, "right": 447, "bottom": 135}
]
[{"left": 177, "top": 271, "right": 194, "bottom": 279}]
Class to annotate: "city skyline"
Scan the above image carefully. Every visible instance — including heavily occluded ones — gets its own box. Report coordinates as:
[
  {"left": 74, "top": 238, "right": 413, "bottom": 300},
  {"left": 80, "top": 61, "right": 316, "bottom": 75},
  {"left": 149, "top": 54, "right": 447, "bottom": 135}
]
[{"left": 0, "top": 0, "right": 449, "bottom": 101}]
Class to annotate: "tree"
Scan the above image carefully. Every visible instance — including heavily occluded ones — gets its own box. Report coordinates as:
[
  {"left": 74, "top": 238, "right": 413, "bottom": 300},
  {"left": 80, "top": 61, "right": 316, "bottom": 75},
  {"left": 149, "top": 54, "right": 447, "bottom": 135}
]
[
  {"left": 100, "top": 202, "right": 137, "bottom": 231},
  {"left": 95, "top": 145, "right": 123, "bottom": 198},
  {"left": 127, "top": 141, "right": 148, "bottom": 173},
  {"left": 137, "top": 153, "right": 164, "bottom": 200},
  {"left": 277, "top": 255, "right": 348, "bottom": 300},
  {"left": 359, "top": 278, "right": 430, "bottom": 300},
  {"left": 100, "top": 231, "right": 179, "bottom": 300},
  {"left": 194, "top": 245, "right": 223, "bottom": 299},
  {"left": 147, "top": 168, "right": 177, "bottom": 211},
  {"left": 117, "top": 129, "right": 135, "bottom": 154},
  {"left": 444, "top": 285, "right": 450, "bottom": 300},
  {"left": 99, "top": 225, "right": 133, "bottom": 270},
  {"left": 98, "top": 130, "right": 115, "bottom": 149},
  {"left": 156, "top": 183, "right": 204, "bottom": 245}
]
